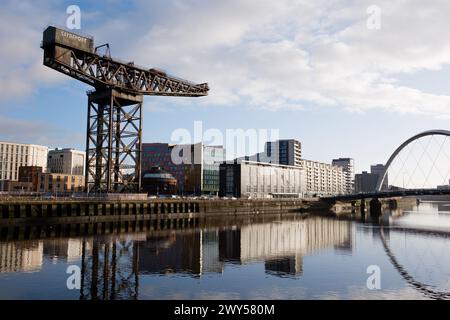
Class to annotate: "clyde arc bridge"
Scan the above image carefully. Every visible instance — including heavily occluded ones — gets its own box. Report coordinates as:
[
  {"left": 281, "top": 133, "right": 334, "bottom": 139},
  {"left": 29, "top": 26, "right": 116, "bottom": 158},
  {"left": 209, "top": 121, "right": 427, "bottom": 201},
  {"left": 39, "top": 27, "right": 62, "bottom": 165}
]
[{"left": 325, "top": 129, "right": 450, "bottom": 203}]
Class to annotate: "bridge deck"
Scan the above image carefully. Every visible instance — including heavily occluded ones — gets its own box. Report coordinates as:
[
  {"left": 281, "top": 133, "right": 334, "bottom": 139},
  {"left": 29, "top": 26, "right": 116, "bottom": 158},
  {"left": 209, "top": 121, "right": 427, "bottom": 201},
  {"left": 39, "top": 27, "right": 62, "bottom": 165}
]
[{"left": 323, "top": 188, "right": 450, "bottom": 202}]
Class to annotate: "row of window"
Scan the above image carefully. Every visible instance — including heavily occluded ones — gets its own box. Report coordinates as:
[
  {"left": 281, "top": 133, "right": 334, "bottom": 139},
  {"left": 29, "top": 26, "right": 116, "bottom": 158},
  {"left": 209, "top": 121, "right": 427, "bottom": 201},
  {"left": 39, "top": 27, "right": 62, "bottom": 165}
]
[{"left": 245, "top": 185, "right": 302, "bottom": 193}]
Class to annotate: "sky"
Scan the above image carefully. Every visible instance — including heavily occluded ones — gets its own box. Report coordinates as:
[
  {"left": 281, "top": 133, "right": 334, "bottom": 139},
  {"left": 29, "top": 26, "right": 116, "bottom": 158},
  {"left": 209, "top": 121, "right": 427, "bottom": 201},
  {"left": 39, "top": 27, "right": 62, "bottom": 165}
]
[{"left": 1, "top": 0, "right": 450, "bottom": 180}]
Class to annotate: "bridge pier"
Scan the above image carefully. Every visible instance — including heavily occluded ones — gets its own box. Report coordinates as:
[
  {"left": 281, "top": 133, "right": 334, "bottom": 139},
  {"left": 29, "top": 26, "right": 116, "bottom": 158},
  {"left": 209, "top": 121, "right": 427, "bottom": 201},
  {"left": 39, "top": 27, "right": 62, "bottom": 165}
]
[
  {"left": 351, "top": 201, "right": 356, "bottom": 214},
  {"left": 360, "top": 199, "right": 366, "bottom": 215},
  {"left": 370, "top": 198, "right": 382, "bottom": 218},
  {"left": 360, "top": 199, "right": 366, "bottom": 222}
]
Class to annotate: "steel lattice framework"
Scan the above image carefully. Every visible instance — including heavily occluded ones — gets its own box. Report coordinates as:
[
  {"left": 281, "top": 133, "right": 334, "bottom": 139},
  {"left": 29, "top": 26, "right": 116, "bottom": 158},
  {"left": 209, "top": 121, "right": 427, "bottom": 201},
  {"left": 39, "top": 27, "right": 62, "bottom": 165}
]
[
  {"left": 41, "top": 26, "right": 208, "bottom": 193},
  {"left": 86, "top": 89, "right": 143, "bottom": 192},
  {"left": 42, "top": 45, "right": 209, "bottom": 97}
]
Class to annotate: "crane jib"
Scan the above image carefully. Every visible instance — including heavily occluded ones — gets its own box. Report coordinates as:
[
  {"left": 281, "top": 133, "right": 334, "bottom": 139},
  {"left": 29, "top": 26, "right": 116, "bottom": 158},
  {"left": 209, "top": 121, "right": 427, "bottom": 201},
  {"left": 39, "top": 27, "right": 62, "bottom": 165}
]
[
  {"left": 41, "top": 25, "right": 208, "bottom": 193},
  {"left": 41, "top": 26, "right": 209, "bottom": 96}
]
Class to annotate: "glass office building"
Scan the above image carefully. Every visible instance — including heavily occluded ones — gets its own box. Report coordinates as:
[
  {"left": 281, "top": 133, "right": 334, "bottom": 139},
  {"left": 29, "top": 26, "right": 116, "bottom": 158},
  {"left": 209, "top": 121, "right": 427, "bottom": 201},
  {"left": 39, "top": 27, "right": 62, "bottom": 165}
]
[{"left": 142, "top": 143, "right": 225, "bottom": 195}]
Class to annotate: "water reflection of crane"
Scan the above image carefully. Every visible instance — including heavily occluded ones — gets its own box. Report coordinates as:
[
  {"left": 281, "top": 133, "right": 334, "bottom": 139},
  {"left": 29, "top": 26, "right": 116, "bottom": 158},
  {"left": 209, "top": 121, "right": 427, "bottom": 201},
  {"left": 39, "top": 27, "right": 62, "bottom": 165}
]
[{"left": 80, "top": 237, "right": 140, "bottom": 300}]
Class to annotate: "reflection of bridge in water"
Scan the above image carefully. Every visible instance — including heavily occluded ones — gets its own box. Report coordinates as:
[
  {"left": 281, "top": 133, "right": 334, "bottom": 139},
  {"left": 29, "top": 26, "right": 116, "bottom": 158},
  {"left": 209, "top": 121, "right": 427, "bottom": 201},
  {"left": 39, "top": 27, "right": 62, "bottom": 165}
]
[
  {"left": 380, "top": 226, "right": 450, "bottom": 300},
  {"left": 369, "top": 199, "right": 450, "bottom": 300}
]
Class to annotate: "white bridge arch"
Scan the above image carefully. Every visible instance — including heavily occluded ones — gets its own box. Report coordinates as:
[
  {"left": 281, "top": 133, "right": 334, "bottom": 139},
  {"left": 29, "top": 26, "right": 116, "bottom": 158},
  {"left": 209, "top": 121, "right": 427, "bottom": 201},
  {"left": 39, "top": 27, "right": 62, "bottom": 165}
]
[{"left": 376, "top": 130, "right": 450, "bottom": 192}]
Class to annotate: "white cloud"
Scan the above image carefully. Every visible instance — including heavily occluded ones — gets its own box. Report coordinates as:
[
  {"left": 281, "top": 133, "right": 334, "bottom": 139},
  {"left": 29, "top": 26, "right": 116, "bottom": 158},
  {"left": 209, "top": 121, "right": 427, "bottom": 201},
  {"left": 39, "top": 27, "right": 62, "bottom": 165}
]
[
  {"left": 2, "top": 0, "right": 450, "bottom": 118},
  {"left": 0, "top": 0, "right": 66, "bottom": 101},
  {"left": 123, "top": 0, "right": 450, "bottom": 117},
  {"left": 0, "top": 116, "right": 84, "bottom": 147}
]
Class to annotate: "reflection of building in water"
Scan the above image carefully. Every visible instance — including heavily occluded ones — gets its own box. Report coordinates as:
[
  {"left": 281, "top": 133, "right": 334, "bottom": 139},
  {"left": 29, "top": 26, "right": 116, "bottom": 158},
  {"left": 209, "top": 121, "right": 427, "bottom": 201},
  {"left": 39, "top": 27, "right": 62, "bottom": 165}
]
[
  {"left": 218, "top": 218, "right": 352, "bottom": 277},
  {"left": 74, "top": 218, "right": 352, "bottom": 298},
  {"left": 138, "top": 232, "right": 201, "bottom": 275},
  {"left": 0, "top": 241, "right": 43, "bottom": 273},
  {"left": 43, "top": 239, "right": 83, "bottom": 263},
  {"left": 138, "top": 229, "right": 223, "bottom": 275},
  {"left": 202, "top": 230, "right": 224, "bottom": 273},
  {"left": 219, "top": 228, "right": 241, "bottom": 263},
  {"left": 437, "top": 203, "right": 450, "bottom": 212},
  {"left": 265, "top": 256, "right": 303, "bottom": 277}
]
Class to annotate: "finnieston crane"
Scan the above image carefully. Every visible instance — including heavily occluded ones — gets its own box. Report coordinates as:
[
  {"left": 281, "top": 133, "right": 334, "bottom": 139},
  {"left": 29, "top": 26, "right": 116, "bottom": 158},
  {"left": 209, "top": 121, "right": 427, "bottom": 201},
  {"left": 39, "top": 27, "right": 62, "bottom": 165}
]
[{"left": 41, "top": 26, "right": 209, "bottom": 193}]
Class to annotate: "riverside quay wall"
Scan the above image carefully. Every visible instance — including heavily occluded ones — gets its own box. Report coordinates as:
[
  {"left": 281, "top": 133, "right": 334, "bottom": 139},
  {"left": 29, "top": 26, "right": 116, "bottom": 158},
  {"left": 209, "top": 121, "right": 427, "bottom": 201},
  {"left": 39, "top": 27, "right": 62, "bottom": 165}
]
[{"left": 0, "top": 198, "right": 330, "bottom": 227}]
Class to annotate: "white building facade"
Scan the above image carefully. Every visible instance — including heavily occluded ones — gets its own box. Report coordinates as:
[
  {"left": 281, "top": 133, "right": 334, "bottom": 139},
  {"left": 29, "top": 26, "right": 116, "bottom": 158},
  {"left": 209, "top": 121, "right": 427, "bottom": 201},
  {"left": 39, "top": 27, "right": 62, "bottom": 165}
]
[
  {"left": 219, "top": 160, "right": 307, "bottom": 199},
  {"left": 0, "top": 141, "right": 48, "bottom": 181},
  {"left": 47, "top": 148, "right": 85, "bottom": 176},
  {"left": 332, "top": 158, "right": 355, "bottom": 194},
  {"left": 300, "top": 159, "right": 345, "bottom": 196}
]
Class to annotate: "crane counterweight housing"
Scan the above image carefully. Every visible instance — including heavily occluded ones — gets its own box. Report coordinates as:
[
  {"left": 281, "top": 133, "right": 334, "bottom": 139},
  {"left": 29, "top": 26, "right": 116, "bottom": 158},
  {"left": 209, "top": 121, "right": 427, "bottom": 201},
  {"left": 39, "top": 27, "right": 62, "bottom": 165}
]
[
  {"left": 43, "top": 26, "right": 94, "bottom": 53},
  {"left": 41, "top": 26, "right": 209, "bottom": 193}
]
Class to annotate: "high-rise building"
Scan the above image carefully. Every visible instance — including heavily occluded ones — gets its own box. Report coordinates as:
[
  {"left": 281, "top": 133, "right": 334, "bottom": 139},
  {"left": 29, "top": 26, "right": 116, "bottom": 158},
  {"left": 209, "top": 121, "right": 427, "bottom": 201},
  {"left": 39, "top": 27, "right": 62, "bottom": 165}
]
[
  {"left": 142, "top": 143, "right": 225, "bottom": 195},
  {"left": 47, "top": 148, "right": 85, "bottom": 176},
  {"left": 370, "top": 164, "right": 388, "bottom": 190},
  {"left": 264, "top": 139, "right": 302, "bottom": 166},
  {"left": 236, "top": 139, "right": 302, "bottom": 166},
  {"left": 0, "top": 141, "right": 48, "bottom": 181},
  {"left": 332, "top": 158, "right": 355, "bottom": 194},
  {"left": 354, "top": 164, "right": 388, "bottom": 193},
  {"left": 355, "top": 171, "right": 379, "bottom": 193}
]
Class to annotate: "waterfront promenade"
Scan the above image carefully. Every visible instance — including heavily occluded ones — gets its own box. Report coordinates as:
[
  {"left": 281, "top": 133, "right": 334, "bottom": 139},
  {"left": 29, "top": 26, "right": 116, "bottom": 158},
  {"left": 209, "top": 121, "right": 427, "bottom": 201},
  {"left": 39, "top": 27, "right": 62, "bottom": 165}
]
[{"left": 0, "top": 196, "right": 325, "bottom": 228}]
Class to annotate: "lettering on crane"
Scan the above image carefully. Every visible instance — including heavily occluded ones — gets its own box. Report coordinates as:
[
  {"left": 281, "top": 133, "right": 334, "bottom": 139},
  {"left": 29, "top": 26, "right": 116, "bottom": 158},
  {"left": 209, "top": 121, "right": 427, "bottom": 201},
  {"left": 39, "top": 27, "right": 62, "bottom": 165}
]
[{"left": 60, "top": 30, "right": 88, "bottom": 44}]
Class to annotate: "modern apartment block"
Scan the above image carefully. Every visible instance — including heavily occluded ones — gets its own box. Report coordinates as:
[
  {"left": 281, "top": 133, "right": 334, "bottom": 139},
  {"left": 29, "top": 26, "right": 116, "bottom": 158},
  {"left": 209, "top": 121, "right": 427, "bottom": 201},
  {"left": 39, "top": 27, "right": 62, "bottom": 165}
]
[
  {"left": 241, "top": 139, "right": 302, "bottom": 166},
  {"left": 300, "top": 159, "right": 345, "bottom": 196},
  {"left": 202, "top": 145, "right": 226, "bottom": 194},
  {"left": 264, "top": 139, "right": 302, "bottom": 166},
  {"left": 332, "top": 158, "right": 355, "bottom": 194},
  {"left": 231, "top": 139, "right": 345, "bottom": 197},
  {"left": 47, "top": 148, "right": 85, "bottom": 176},
  {"left": 219, "top": 160, "right": 307, "bottom": 199},
  {"left": 0, "top": 141, "right": 48, "bottom": 181},
  {"left": 142, "top": 142, "right": 225, "bottom": 195}
]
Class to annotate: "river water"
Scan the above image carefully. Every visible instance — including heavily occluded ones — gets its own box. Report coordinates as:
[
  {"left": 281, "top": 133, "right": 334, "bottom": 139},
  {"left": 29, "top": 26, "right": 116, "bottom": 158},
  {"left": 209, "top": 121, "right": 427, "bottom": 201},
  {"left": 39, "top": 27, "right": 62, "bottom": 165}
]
[{"left": 0, "top": 200, "right": 449, "bottom": 300}]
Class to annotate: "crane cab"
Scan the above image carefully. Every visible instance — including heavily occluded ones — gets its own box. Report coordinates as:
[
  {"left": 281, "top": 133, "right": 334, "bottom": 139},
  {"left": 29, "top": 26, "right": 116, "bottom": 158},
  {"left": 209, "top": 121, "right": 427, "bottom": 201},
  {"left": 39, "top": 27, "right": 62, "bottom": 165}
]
[{"left": 42, "top": 26, "right": 94, "bottom": 66}]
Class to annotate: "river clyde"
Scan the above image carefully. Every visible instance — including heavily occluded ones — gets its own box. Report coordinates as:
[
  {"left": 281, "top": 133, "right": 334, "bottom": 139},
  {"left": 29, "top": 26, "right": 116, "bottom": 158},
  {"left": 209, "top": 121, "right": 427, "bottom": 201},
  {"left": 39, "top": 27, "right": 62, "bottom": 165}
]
[{"left": 0, "top": 200, "right": 449, "bottom": 300}]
